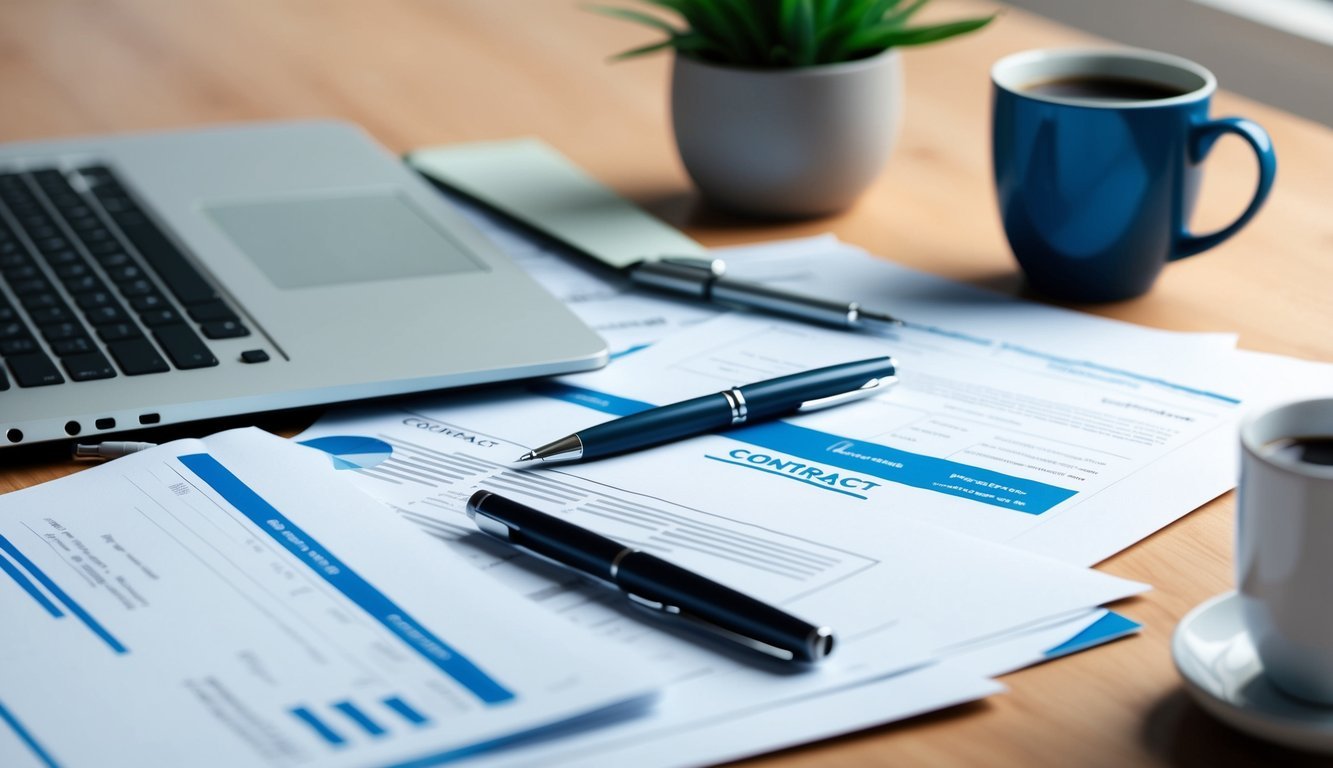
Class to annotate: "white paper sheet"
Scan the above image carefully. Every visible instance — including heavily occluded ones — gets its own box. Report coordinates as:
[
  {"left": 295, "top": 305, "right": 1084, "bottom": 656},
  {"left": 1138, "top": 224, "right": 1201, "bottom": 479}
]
[
  {"left": 296, "top": 402, "right": 1143, "bottom": 767},
  {"left": 541, "top": 310, "right": 1286, "bottom": 566},
  {"left": 477, "top": 607, "right": 1128, "bottom": 768},
  {"left": 297, "top": 404, "right": 1144, "bottom": 653},
  {"left": 0, "top": 429, "right": 656, "bottom": 768}
]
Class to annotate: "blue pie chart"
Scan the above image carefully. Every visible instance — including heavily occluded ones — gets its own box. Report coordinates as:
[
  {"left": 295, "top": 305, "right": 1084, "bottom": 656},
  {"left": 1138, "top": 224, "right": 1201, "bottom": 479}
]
[{"left": 299, "top": 435, "right": 393, "bottom": 470}]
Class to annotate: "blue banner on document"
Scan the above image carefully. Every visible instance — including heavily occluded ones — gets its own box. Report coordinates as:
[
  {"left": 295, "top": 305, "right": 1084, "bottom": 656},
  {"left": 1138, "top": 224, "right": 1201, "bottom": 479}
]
[
  {"left": 178, "top": 453, "right": 516, "bottom": 704},
  {"left": 534, "top": 383, "right": 1077, "bottom": 514}
]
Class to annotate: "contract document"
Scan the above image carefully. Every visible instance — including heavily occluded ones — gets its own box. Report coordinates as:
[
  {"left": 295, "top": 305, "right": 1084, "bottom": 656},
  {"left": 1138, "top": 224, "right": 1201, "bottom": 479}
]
[
  {"left": 0, "top": 430, "right": 655, "bottom": 768},
  {"left": 550, "top": 311, "right": 1255, "bottom": 566},
  {"left": 296, "top": 365, "right": 1145, "bottom": 765}
]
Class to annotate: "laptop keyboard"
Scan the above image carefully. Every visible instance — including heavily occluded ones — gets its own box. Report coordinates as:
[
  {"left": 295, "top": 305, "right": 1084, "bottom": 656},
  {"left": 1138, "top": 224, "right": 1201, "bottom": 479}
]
[{"left": 0, "top": 164, "right": 250, "bottom": 390}]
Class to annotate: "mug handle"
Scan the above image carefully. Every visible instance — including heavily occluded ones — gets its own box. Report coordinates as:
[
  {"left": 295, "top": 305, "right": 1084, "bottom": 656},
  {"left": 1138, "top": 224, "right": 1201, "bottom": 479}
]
[{"left": 1172, "top": 117, "right": 1277, "bottom": 260}]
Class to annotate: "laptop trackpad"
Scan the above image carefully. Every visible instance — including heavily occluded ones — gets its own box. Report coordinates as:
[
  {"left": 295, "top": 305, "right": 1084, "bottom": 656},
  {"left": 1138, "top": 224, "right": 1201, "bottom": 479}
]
[{"left": 205, "top": 192, "right": 484, "bottom": 289}]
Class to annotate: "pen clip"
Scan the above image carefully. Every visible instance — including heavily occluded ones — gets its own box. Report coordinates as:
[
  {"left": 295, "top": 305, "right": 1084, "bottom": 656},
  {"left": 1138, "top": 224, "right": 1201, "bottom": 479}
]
[
  {"left": 624, "top": 593, "right": 799, "bottom": 662},
  {"left": 795, "top": 376, "right": 897, "bottom": 413}
]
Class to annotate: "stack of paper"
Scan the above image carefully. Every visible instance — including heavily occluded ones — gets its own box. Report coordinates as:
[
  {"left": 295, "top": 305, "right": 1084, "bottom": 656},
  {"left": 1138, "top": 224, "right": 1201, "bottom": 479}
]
[
  {"left": 283, "top": 205, "right": 1333, "bottom": 766},
  {"left": 0, "top": 429, "right": 657, "bottom": 768}
]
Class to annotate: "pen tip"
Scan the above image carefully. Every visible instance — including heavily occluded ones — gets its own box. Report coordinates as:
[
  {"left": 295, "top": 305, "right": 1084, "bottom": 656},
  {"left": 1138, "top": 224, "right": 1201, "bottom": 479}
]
[{"left": 516, "top": 451, "right": 535, "bottom": 462}]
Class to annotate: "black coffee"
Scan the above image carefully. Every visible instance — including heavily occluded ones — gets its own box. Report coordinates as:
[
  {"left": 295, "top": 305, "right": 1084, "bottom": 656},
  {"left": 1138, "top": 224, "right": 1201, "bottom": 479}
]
[
  {"left": 1023, "top": 75, "right": 1188, "bottom": 102},
  {"left": 1263, "top": 436, "right": 1333, "bottom": 466}
]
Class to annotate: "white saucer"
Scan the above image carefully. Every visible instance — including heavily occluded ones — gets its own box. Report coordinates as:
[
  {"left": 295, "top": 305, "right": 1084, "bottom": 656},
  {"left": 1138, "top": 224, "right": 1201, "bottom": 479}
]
[{"left": 1173, "top": 591, "right": 1333, "bottom": 753}]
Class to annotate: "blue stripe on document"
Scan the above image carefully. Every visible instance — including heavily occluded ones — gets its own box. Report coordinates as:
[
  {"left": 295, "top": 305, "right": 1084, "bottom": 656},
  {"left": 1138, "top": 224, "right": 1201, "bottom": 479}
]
[
  {"left": 383, "top": 696, "right": 430, "bottom": 726},
  {"left": 1002, "top": 344, "right": 1241, "bottom": 404},
  {"left": 178, "top": 453, "right": 516, "bottom": 705},
  {"left": 0, "top": 550, "right": 64, "bottom": 617},
  {"left": 530, "top": 382, "right": 650, "bottom": 417},
  {"left": 334, "top": 701, "right": 386, "bottom": 737},
  {"left": 290, "top": 707, "right": 346, "bottom": 746},
  {"left": 1043, "top": 611, "right": 1141, "bottom": 660},
  {"left": 0, "top": 697, "right": 61, "bottom": 768},
  {"left": 0, "top": 535, "right": 127, "bottom": 654},
  {"left": 535, "top": 383, "right": 1077, "bottom": 514}
]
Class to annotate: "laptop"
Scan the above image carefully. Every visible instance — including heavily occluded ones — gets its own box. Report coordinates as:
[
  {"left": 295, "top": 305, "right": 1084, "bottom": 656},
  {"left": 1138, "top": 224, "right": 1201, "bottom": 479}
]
[{"left": 0, "top": 120, "right": 608, "bottom": 448}]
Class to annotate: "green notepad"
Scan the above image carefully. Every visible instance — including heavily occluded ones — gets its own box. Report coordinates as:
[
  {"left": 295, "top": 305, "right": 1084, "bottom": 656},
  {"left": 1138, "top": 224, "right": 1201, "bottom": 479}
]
[{"left": 406, "top": 138, "right": 706, "bottom": 271}]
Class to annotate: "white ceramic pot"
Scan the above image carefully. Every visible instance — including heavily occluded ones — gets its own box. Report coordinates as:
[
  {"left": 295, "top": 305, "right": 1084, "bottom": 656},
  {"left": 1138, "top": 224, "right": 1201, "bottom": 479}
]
[{"left": 670, "top": 49, "right": 903, "bottom": 219}]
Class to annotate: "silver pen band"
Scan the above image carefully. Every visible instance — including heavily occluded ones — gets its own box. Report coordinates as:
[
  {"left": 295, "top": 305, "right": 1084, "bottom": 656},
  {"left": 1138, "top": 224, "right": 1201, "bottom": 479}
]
[{"left": 721, "top": 388, "right": 748, "bottom": 424}]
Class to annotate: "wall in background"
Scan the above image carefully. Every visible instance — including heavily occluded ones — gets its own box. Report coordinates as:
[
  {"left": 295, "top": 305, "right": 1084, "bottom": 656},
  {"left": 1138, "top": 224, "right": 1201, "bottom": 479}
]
[{"left": 1002, "top": 0, "right": 1333, "bottom": 126}]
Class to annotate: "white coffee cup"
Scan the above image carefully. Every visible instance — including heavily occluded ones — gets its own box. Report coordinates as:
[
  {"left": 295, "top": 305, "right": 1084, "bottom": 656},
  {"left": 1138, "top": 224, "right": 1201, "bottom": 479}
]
[{"left": 1238, "top": 398, "right": 1333, "bottom": 704}]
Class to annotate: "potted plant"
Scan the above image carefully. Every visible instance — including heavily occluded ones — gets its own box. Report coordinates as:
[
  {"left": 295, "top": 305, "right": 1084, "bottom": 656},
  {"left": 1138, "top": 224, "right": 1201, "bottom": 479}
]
[{"left": 592, "top": 0, "right": 995, "bottom": 218}]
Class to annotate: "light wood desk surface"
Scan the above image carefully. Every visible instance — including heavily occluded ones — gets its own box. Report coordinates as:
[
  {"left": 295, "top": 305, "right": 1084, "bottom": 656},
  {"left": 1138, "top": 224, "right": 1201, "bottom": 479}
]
[{"left": 2, "top": 1, "right": 1331, "bottom": 765}]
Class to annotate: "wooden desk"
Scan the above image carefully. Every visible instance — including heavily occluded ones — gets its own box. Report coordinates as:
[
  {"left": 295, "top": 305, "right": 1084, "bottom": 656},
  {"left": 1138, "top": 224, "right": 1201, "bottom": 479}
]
[{"left": 2, "top": 1, "right": 1331, "bottom": 764}]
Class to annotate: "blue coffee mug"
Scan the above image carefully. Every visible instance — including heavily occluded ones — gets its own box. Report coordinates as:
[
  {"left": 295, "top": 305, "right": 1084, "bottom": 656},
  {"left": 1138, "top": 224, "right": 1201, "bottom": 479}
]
[{"left": 992, "top": 49, "right": 1276, "bottom": 302}]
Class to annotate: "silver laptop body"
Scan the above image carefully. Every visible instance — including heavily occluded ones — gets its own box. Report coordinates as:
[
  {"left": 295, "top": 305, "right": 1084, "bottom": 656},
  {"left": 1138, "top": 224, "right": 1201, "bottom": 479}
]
[{"left": 0, "top": 120, "right": 608, "bottom": 448}]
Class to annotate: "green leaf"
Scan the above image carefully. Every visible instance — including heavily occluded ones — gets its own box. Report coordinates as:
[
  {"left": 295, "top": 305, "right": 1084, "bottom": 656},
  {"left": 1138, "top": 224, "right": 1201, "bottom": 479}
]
[
  {"left": 715, "top": 0, "right": 774, "bottom": 63},
  {"left": 860, "top": 0, "right": 908, "bottom": 28},
  {"left": 609, "top": 37, "right": 680, "bottom": 60},
  {"left": 586, "top": 5, "right": 681, "bottom": 35},
  {"left": 588, "top": 0, "right": 992, "bottom": 67},
  {"left": 779, "top": 0, "right": 817, "bottom": 66},
  {"left": 844, "top": 14, "right": 995, "bottom": 53},
  {"left": 880, "top": 0, "right": 932, "bottom": 27},
  {"left": 645, "top": 0, "right": 761, "bottom": 64},
  {"left": 815, "top": 0, "right": 846, "bottom": 29},
  {"left": 671, "top": 30, "right": 732, "bottom": 60},
  {"left": 817, "top": 0, "right": 884, "bottom": 62}
]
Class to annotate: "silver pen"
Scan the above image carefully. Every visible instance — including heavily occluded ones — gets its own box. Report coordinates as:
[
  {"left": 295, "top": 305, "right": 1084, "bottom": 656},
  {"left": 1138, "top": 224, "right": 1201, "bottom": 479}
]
[{"left": 629, "top": 257, "right": 903, "bottom": 331}]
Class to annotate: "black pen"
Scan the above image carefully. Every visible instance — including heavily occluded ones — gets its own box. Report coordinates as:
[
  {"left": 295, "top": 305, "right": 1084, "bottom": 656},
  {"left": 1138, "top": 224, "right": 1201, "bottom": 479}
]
[
  {"left": 518, "top": 356, "right": 897, "bottom": 463},
  {"left": 629, "top": 257, "right": 904, "bottom": 331},
  {"left": 466, "top": 490, "right": 835, "bottom": 663}
]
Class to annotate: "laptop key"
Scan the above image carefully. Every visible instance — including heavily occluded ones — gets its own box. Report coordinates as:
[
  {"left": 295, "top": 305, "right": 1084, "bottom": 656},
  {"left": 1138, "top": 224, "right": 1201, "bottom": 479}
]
[
  {"left": 105, "top": 264, "right": 143, "bottom": 282},
  {"left": 62, "top": 275, "right": 101, "bottom": 293},
  {"left": 0, "top": 337, "right": 38, "bottom": 356},
  {"left": 118, "top": 279, "right": 156, "bottom": 298},
  {"left": 51, "top": 337, "right": 94, "bottom": 356},
  {"left": 140, "top": 308, "right": 181, "bottom": 326},
  {"left": 85, "top": 305, "right": 129, "bottom": 325},
  {"left": 29, "top": 306, "right": 73, "bottom": 325},
  {"left": 96, "top": 323, "right": 143, "bottom": 342},
  {"left": 88, "top": 240, "right": 126, "bottom": 257},
  {"left": 187, "top": 300, "right": 239, "bottom": 323},
  {"left": 10, "top": 278, "right": 51, "bottom": 295},
  {"left": 21, "top": 293, "right": 61, "bottom": 311},
  {"left": 202, "top": 320, "right": 249, "bottom": 339},
  {"left": 40, "top": 322, "right": 85, "bottom": 342},
  {"left": 74, "top": 291, "right": 114, "bottom": 309},
  {"left": 62, "top": 351, "right": 117, "bottom": 382},
  {"left": 129, "top": 294, "right": 168, "bottom": 312},
  {"left": 54, "top": 261, "right": 90, "bottom": 279},
  {"left": 47, "top": 250, "right": 83, "bottom": 267},
  {"left": 3, "top": 264, "right": 40, "bottom": 281},
  {"left": 106, "top": 338, "right": 170, "bottom": 375},
  {"left": 153, "top": 324, "right": 217, "bottom": 370},
  {"left": 8, "top": 353, "right": 65, "bottom": 387}
]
